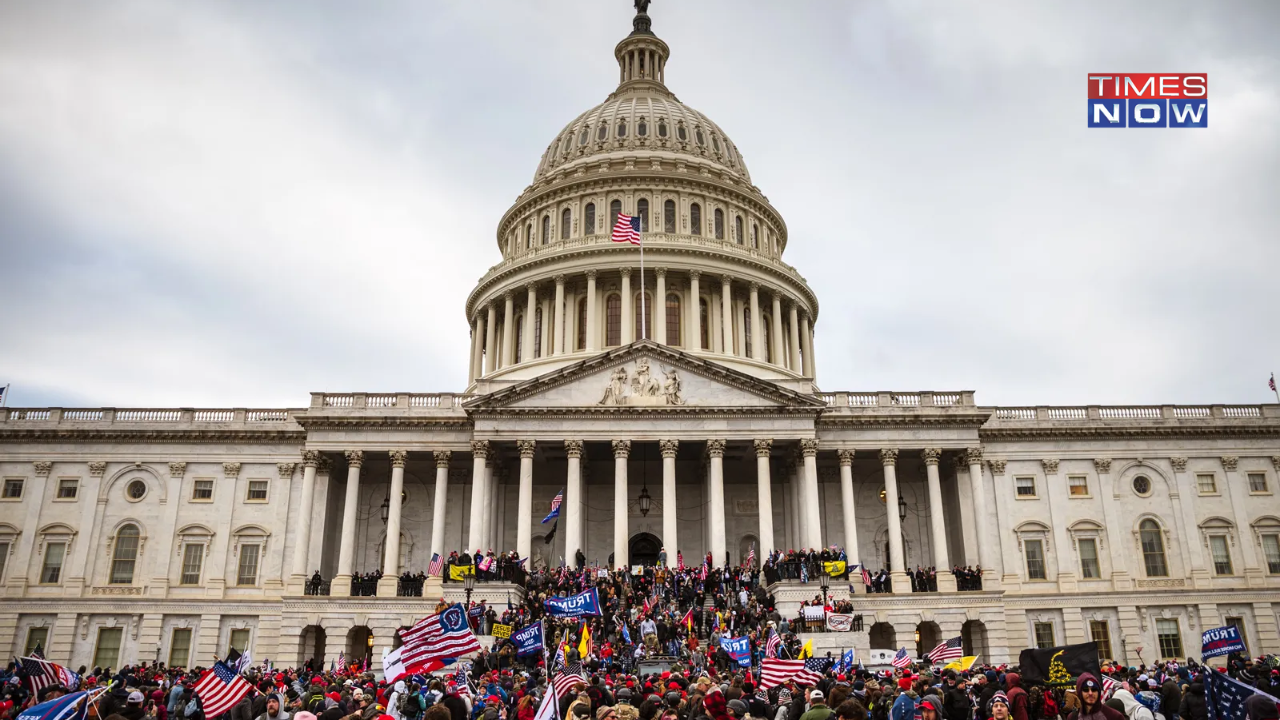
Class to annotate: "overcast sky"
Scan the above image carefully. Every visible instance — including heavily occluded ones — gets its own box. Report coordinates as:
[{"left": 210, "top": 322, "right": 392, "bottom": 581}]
[{"left": 1, "top": 1, "right": 1277, "bottom": 410}]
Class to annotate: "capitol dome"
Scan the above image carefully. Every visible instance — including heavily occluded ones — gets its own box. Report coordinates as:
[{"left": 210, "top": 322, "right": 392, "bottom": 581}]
[{"left": 465, "top": 5, "right": 819, "bottom": 392}]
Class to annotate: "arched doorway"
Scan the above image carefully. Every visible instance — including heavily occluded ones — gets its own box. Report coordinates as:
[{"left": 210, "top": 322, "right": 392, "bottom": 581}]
[
  {"left": 629, "top": 532, "right": 662, "bottom": 566},
  {"left": 962, "top": 620, "right": 989, "bottom": 657},
  {"left": 916, "top": 621, "right": 941, "bottom": 658},
  {"left": 739, "top": 534, "right": 759, "bottom": 568},
  {"left": 300, "top": 626, "right": 326, "bottom": 670},
  {"left": 346, "top": 626, "right": 374, "bottom": 666},
  {"left": 869, "top": 622, "right": 896, "bottom": 650}
]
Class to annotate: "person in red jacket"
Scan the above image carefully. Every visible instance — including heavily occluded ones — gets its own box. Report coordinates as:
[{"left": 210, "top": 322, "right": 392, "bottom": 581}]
[{"left": 1005, "top": 673, "right": 1030, "bottom": 720}]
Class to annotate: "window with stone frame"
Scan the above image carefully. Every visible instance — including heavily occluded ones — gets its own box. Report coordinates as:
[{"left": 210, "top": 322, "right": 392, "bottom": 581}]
[
  {"left": 1024, "top": 539, "right": 1047, "bottom": 580},
  {"left": 1089, "top": 620, "right": 1113, "bottom": 662},
  {"left": 714, "top": 208, "right": 724, "bottom": 239},
  {"left": 576, "top": 299, "right": 587, "bottom": 351},
  {"left": 637, "top": 199, "right": 649, "bottom": 232},
  {"left": 169, "top": 628, "right": 193, "bottom": 668},
  {"left": 561, "top": 208, "right": 571, "bottom": 240},
  {"left": 1078, "top": 538, "right": 1100, "bottom": 579},
  {"left": 525, "top": 223, "right": 533, "bottom": 249},
  {"left": 40, "top": 542, "right": 65, "bottom": 584},
  {"left": 94, "top": 627, "right": 123, "bottom": 669},
  {"left": 1140, "top": 519, "right": 1169, "bottom": 577},
  {"left": 57, "top": 478, "right": 80, "bottom": 499},
  {"left": 1156, "top": 618, "right": 1182, "bottom": 659},
  {"left": 229, "top": 628, "right": 251, "bottom": 652},
  {"left": 606, "top": 294, "right": 622, "bottom": 346},
  {"left": 192, "top": 479, "right": 214, "bottom": 501},
  {"left": 742, "top": 305, "right": 752, "bottom": 357},
  {"left": 534, "top": 307, "right": 543, "bottom": 358},
  {"left": 180, "top": 543, "right": 204, "bottom": 585},
  {"left": 665, "top": 293, "right": 681, "bottom": 346},
  {"left": 734, "top": 216, "right": 743, "bottom": 244},
  {"left": 1248, "top": 473, "right": 1269, "bottom": 493},
  {"left": 699, "top": 298, "right": 709, "bottom": 350},
  {"left": 1263, "top": 533, "right": 1280, "bottom": 574},
  {"left": 584, "top": 203, "right": 596, "bottom": 235},
  {"left": 0, "top": 540, "right": 8, "bottom": 582},
  {"left": 26, "top": 627, "right": 49, "bottom": 656},
  {"left": 1197, "top": 473, "right": 1218, "bottom": 494},
  {"left": 246, "top": 480, "right": 269, "bottom": 502},
  {"left": 237, "top": 544, "right": 261, "bottom": 586},
  {"left": 635, "top": 292, "right": 652, "bottom": 341},
  {"left": 1033, "top": 622, "right": 1055, "bottom": 648},
  {"left": 109, "top": 524, "right": 141, "bottom": 584},
  {"left": 1068, "top": 475, "right": 1089, "bottom": 497},
  {"left": 1015, "top": 476, "right": 1037, "bottom": 497},
  {"left": 2, "top": 478, "right": 22, "bottom": 499},
  {"left": 664, "top": 200, "right": 675, "bottom": 233},
  {"left": 541, "top": 215, "right": 550, "bottom": 245},
  {"left": 1209, "top": 535, "right": 1233, "bottom": 575},
  {"left": 611, "top": 200, "right": 623, "bottom": 231},
  {"left": 690, "top": 203, "right": 701, "bottom": 235},
  {"left": 514, "top": 314, "right": 524, "bottom": 360}
]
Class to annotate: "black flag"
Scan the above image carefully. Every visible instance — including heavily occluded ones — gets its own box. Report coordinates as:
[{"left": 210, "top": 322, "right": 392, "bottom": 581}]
[
  {"left": 544, "top": 520, "right": 557, "bottom": 544},
  {"left": 1017, "top": 642, "right": 1101, "bottom": 686}
]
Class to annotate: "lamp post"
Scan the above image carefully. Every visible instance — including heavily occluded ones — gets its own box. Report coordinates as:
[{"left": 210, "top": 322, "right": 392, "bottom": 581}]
[
  {"left": 464, "top": 572, "right": 476, "bottom": 609},
  {"left": 638, "top": 443, "right": 651, "bottom": 517},
  {"left": 819, "top": 569, "right": 830, "bottom": 607}
]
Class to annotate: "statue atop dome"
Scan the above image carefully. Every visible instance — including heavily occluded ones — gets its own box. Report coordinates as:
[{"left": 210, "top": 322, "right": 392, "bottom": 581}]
[
  {"left": 634, "top": 0, "right": 651, "bottom": 14},
  {"left": 631, "top": 0, "right": 653, "bottom": 35}
]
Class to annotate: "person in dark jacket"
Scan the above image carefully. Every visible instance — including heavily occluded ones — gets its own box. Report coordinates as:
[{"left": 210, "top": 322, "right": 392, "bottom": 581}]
[
  {"left": 944, "top": 673, "right": 973, "bottom": 720},
  {"left": 1160, "top": 678, "right": 1181, "bottom": 720},
  {"left": 1066, "top": 673, "right": 1124, "bottom": 720},
  {"left": 1177, "top": 678, "right": 1207, "bottom": 720}
]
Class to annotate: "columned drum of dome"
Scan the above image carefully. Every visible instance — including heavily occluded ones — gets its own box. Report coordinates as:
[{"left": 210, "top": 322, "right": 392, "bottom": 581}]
[{"left": 465, "top": 4, "right": 819, "bottom": 390}]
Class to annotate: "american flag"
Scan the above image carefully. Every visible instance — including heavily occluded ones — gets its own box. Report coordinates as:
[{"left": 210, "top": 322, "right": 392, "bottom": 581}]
[
  {"left": 399, "top": 604, "right": 482, "bottom": 673},
  {"left": 611, "top": 214, "right": 641, "bottom": 245},
  {"left": 543, "top": 489, "right": 564, "bottom": 524},
  {"left": 15, "top": 689, "right": 92, "bottom": 720},
  {"left": 743, "top": 543, "right": 755, "bottom": 568},
  {"left": 552, "top": 660, "right": 586, "bottom": 698},
  {"left": 453, "top": 662, "right": 472, "bottom": 698},
  {"left": 927, "top": 637, "right": 964, "bottom": 664},
  {"left": 765, "top": 630, "right": 782, "bottom": 659},
  {"left": 1101, "top": 675, "right": 1118, "bottom": 700},
  {"left": 336, "top": 651, "right": 346, "bottom": 674},
  {"left": 861, "top": 566, "right": 872, "bottom": 586},
  {"left": 427, "top": 553, "right": 444, "bottom": 577},
  {"left": 759, "top": 658, "right": 827, "bottom": 689},
  {"left": 1271, "top": 373, "right": 1277, "bottom": 392},
  {"left": 891, "top": 647, "right": 913, "bottom": 669},
  {"left": 20, "top": 657, "right": 79, "bottom": 694},
  {"left": 191, "top": 661, "right": 253, "bottom": 719}
]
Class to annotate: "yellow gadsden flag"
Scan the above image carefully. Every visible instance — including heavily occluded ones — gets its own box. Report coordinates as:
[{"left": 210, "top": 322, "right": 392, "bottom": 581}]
[
  {"left": 449, "top": 564, "right": 475, "bottom": 582},
  {"left": 822, "top": 560, "right": 847, "bottom": 577},
  {"left": 578, "top": 621, "right": 592, "bottom": 657},
  {"left": 799, "top": 639, "right": 814, "bottom": 659},
  {"left": 944, "top": 656, "right": 979, "bottom": 672}
]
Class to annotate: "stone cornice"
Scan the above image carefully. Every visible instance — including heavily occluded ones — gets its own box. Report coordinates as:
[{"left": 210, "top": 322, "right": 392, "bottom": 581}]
[
  {"left": 816, "top": 411, "right": 992, "bottom": 431},
  {"left": 978, "top": 421, "right": 1280, "bottom": 441},
  {"left": 295, "top": 416, "right": 472, "bottom": 432},
  {"left": 0, "top": 428, "right": 305, "bottom": 444}
]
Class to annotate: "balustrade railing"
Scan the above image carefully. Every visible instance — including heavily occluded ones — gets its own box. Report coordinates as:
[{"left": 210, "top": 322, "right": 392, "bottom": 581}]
[
  {"left": 304, "top": 580, "right": 331, "bottom": 596},
  {"left": 350, "top": 577, "right": 379, "bottom": 597},
  {"left": 398, "top": 578, "right": 425, "bottom": 597}
]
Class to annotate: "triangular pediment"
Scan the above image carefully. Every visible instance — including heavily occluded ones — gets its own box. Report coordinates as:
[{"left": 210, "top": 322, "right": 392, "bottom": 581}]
[{"left": 465, "top": 341, "right": 826, "bottom": 412}]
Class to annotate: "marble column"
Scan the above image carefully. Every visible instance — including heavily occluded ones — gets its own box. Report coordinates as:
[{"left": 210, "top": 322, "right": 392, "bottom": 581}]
[
  {"left": 754, "top": 440, "right": 775, "bottom": 556},
  {"left": 621, "top": 268, "right": 634, "bottom": 344},
  {"left": 501, "top": 292, "right": 515, "bottom": 367},
  {"left": 720, "top": 276, "right": 734, "bottom": 355},
  {"left": 965, "top": 448, "right": 999, "bottom": 586},
  {"left": 1221, "top": 456, "right": 1263, "bottom": 582},
  {"left": 660, "top": 440, "right": 679, "bottom": 555},
  {"left": 553, "top": 275, "right": 566, "bottom": 355},
  {"left": 484, "top": 304, "right": 498, "bottom": 375},
  {"left": 585, "top": 270, "right": 599, "bottom": 351},
  {"left": 469, "top": 318, "right": 482, "bottom": 384},
  {"left": 808, "top": 321, "right": 818, "bottom": 377},
  {"left": 771, "top": 293, "right": 785, "bottom": 366},
  {"left": 881, "top": 448, "right": 909, "bottom": 591},
  {"left": 654, "top": 268, "right": 667, "bottom": 343},
  {"left": 378, "top": 450, "right": 408, "bottom": 595},
  {"left": 564, "top": 440, "right": 584, "bottom": 565},
  {"left": 801, "top": 439, "right": 822, "bottom": 549},
  {"left": 838, "top": 450, "right": 859, "bottom": 566},
  {"left": 708, "top": 440, "right": 728, "bottom": 564},
  {"left": 688, "top": 271, "right": 701, "bottom": 350},
  {"left": 788, "top": 303, "right": 802, "bottom": 372},
  {"left": 749, "top": 283, "right": 763, "bottom": 361},
  {"left": 428, "top": 451, "right": 451, "bottom": 565},
  {"left": 289, "top": 450, "right": 320, "bottom": 582},
  {"left": 332, "top": 450, "right": 363, "bottom": 597},
  {"left": 467, "top": 441, "right": 489, "bottom": 551},
  {"left": 523, "top": 284, "right": 537, "bottom": 362},
  {"left": 514, "top": 441, "right": 535, "bottom": 562},
  {"left": 923, "top": 448, "right": 955, "bottom": 591},
  {"left": 613, "top": 440, "right": 631, "bottom": 568},
  {"left": 800, "top": 314, "right": 814, "bottom": 377}
]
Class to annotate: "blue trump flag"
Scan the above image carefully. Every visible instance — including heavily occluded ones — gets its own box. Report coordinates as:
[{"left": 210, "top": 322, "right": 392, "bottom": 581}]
[
  {"left": 839, "top": 649, "right": 855, "bottom": 673},
  {"left": 1204, "top": 666, "right": 1280, "bottom": 720},
  {"left": 1201, "top": 626, "right": 1248, "bottom": 660},
  {"left": 18, "top": 690, "right": 92, "bottom": 720},
  {"left": 513, "top": 621, "right": 544, "bottom": 657},
  {"left": 720, "top": 636, "right": 752, "bottom": 668},
  {"left": 543, "top": 588, "right": 602, "bottom": 618}
]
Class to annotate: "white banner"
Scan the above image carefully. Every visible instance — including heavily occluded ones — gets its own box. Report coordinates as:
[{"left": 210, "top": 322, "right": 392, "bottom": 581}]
[
  {"left": 826, "top": 614, "right": 854, "bottom": 632},
  {"left": 802, "top": 606, "right": 826, "bottom": 621}
]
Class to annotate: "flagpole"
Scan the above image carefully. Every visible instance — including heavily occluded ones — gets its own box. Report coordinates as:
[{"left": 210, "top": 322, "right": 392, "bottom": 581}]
[
  {"left": 1272, "top": 373, "right": 1279, "bottom": 404},
  {"left": 639, "top": 230, "right": 646, "bottom": 340},
  {"left": 1, "top": 384, "right": 8, "bottom": 408}
]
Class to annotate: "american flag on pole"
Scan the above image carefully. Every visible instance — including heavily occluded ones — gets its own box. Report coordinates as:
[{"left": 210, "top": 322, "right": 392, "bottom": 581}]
[
  {"left": 552, "top": 661, "right": 587, "bottom": 698},
  {"left": 759, "top": 658, "right": 827, "bottom": 689},
  {"left": 927, "top": 636, "right": 964, "bottom": 664},
  {"left": 20, "top": 657, "right": 79, "bottom": 694},
  {"left": 1271, "top": 373, "right": 1277, "bottom": 392},
  {"left": 611, "top": 214, "right": 641, "bottom": 245},
  {"left": 861, "top": 566, "right": 872, "bottom": 586},
  {"left": 453, "top": 662, "right": 472, "bottom": 698},
  {"left": 427, "top": 552, "right": 444, "bottom": 577},
  {"left": 743, "top": 543, "right": 755, "bottom": 568},
  {"left": 1101, "top": 675, "right": 1118, "bottom": 700},
  {"left": 398, "top": 604, "right": 482, "bottom": 673},
  {"left": 191, "top": 661, "right": 253, "bottom": 719},
  {"left": 542, "top": 489, "right": 564, "bottom": 524},
  {"left": 765, "top": 630, "right": 782, "bottom": 659},
  {"left": 15, "top": 689, "right": 93, "bottom": 720},
  {"left": 336, "top": 651, "right": 346, "bottom": 674},
  {"left": 891, "top": 647, "right": 913, "bottom": 669}
]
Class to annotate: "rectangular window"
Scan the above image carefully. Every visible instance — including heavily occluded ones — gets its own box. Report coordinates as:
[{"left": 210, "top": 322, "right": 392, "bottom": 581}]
[
  {"left": 1197, "top": 473, "right": 1217, "bottom": 494},
  {"left": 2, "top": 479, "right": 23, "bottom": 499},
  {"left": 1068, "top": 476, "right": 1089, "bottom": 497},
  {"left": 56, "top": 479, "right": 80, "bottom": 499},
  {"left": 40, "top": 542, "right": 66, "bottom": 584},
  {"left": 180, "top": 544, "right": 204, "bottom": 585},
  {"left": 1156, "top": 618, "right": 1182, "bottom": 659},
  {"left": 229, "top": 628, "right": 251, "bottom": 653},
  {"left": 1078, "top": 538, "right": 1100, "bottom": 579},
  {"left": 237, "top": 545, "right": 260, "bottom": 586},
  {"left": 25, "top": 627, "right": 49, "bottom": 657},
  {"left": 1089, "top": 620, "right": 1113, "bottom": 662},
  {"left": 192, "top": 480, "right": 214, "bottom": 501},
  {"left": 246, "top": 480, "right": 269, "bottom": 502},
  {"left": 94, "top": 627, "right": 123, "bottom": 669},
  {"left": 1210, "top": 535, "right": 1233, "bottom": 575},
  {"left": 1263, "top": 534, "right": 1280, "bottom": 574},
  {"left": 0, "top": 541, "right": 8, "bottom": 582},
  {"left": 169, "top": 628, "right": 193, "bottom": 668},
  {"left": 1226, "top": 617, "right": 1248, "bottom": 654},
  {"left": 1025, "top": 539, "right": 1046, "bottom": 580},
  {"left": 1033, "top": 622, "right": 1055, "bottom": 649},
  {"left": 1248, "top": 473, "right": 1269, "bottom": 493},
  {"left": 1016, "top": 476, "right": 1036, "bottom": 497}
]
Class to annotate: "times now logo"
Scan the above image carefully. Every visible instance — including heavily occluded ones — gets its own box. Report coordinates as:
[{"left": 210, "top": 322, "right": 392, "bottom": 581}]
[{"left": 1088, "top": 73, "right": 1207, "bottom": 128}]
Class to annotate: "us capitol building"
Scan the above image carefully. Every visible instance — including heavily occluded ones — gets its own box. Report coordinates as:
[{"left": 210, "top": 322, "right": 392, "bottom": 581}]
[{"left": 2, "top": 5, "right": 1278, "bottom": 673}]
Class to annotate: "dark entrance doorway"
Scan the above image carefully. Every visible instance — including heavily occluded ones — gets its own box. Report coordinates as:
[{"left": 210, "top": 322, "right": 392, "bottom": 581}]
[{"left": 630, "top": 532, "right": 661, "bottom": 566}]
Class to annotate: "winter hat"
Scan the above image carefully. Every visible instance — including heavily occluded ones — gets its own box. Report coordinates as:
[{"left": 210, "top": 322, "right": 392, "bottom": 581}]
[{"left": 989, "top": 692, "right": 1010, "bottom": 711}]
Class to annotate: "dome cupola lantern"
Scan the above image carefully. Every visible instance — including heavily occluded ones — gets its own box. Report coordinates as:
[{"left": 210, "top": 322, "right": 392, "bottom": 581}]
[{"left": 616, "top": 0, "right": 668, "bottom": 90}]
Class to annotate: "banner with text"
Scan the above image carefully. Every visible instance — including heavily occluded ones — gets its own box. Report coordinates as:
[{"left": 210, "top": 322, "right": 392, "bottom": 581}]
[
  {"left": 513, "top": 622, "right": 544, "bottom": 657},
  {"left": 491, "top": 623, "right": 513, "bottom": 639},
  {"left": 543, "top": 588, "right": 602, "bottom": 618},
  {"left": 720, "top": 636, "right": 752, "bottom": 668},
  {"left": 1202, "top": 626, "right": 1248, "bottom": 660},
  {"left": 826, "top": 614, "right": 855, "bottom": 632}
]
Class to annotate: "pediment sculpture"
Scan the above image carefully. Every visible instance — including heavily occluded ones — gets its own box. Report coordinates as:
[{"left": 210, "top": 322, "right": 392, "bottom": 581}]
[{"left": 599, "top": 357, "right": 685, "bottom": 406}]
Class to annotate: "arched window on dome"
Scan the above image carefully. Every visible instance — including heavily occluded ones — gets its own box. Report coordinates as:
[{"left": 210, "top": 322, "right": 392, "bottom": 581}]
[
  {"left": 533, "top": 307, "right": 543, "bottom": 359},
  {"left": 579, "top": 127, "right": 589, "bottom": 146},
  {"left": 699, "top": 298, "right": 709, "bottom": 350},
  {"left": 635, "top": 292, "right": 652, "bottom": 341},
  {"left": 735, "top": 216, "right": 744, "bottom": 244},
  {"left": 762, "top": 313, "right": 772, "bottom": 363},
  {"left": 541, "top": 215, "right": 551, "bottom": 245},
  {"left": 752, "top": 223, "right": 759, "bottom": 249},
  {"left": 695, "top": 128, "right": 705, "bottom": 146},
  {"left": 561, "top": 208, "right": 571, "bottom": 240},
  {"left": 637, "top": 118, "right": 647, "bottom": 137},
  {"left": 666, "top": 293, "right": 681, "bottom": 346},
  {"left": 658, "top": 119, "right": 668, "bottom": 138},
  {"left": 712, "top": 134, "right": 721, "bottom": 152},
  {"left": 636, "top": 199, "right": 649, "bottom": 232},
  {"left": 598, "top": 123, "right": 608, "bottom": 142},
  {"left": 677, "top": 123, "right": 688, "bottom": 142},
  {"left": 742, "top": 305, "right": 752, "bottom": 358},
  {"left": 611, "top": 200, "right": 622, "bottom": 231},
  {"left": 606, "top": 294, "right": 622, "bottom": 346},
  {"left": 514, "top": 314, "right": 524, "bottom": 361},
  {"left": 526, "top": 223, "right": 533, "bottom": 249},
  {"left": 714, "top": 209, "right": 724, "bottom": 239},
  {"left": 576, "top": 298, "right": 587, "bottom": 351},
  {"left": 664, "top": 200, "right": 675, "bottom": 233},
  {"left": 617, "top": 120, "right": 627, "bottom": 138},
  {"left": 1140, "top": 519, "right": 1169, "bottom": 577},
  {"left": 561, "top": 135, "right": 571, "bottom": 155},
  {"left": 110, "top": 523, "right": 140, "bottom": 585},
  {"left": 584, "top": 203, "right": 596, "bottom": 236},
  {"left": 690, "top": 203, "right": 702, "bottom": 236}
]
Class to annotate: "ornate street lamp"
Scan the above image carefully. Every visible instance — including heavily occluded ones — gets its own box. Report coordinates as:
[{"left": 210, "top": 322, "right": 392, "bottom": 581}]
[
  {"left": 898, "top": 496, "right": 907, "bottom": 522},
  {"left": 819, "top": 569, "right": 830, "bottom": 606},
  {"left": 463, "top": 572, "right": 476, "bottom": 608},
  {"left": 381, "top": 491, "right": 407, "bottom": 524},
  {"left": 637, "top": 443, "right": 651, "bottom": 517}
]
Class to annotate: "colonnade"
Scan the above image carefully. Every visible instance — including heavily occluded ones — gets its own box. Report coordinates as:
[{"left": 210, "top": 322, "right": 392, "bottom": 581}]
[
  {"left": 466, "top": 269, "right": 818, "bottom": 382},
  {"left": 289, "top": 443, "right": 995, "bottom": 596}
]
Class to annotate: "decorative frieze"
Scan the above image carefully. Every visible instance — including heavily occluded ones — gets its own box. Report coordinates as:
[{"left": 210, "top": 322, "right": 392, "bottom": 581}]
[
  {"left": 1221, "top": 456, "right": 1239, "bottom": 472},
  {"left": 169, "top": 461, "right": 187, "bottom": 478},
  {"left": 1169, "top": 456, "right": 1187, "bottom": 472},
  {"left": 1041, "top": 458, "right": 1060, "bottom": 474},
  {"left": 89, "top": 461, "right": 108, "bottom": 477},
  {"left": 988, "top": 459, "right": 1008, "bottom": 475},
  {"left": 277, "top": 462, "right": 296, "bottom": 479},
  {"left": 33, "top": 461, "right": 52, "bottom": 477},
  {"left": 222, "top": 462, "right": 241, "bottom": 478}
]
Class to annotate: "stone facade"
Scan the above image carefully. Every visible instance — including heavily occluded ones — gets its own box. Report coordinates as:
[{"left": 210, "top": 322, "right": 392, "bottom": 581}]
[{"left": 2, "top": 5, "right": 1279, "bottom": 673}]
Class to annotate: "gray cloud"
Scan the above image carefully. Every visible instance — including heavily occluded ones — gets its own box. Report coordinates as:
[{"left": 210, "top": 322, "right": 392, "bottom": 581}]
[{"left": 1, "top": 0, "right": 1276, "bottom": 408}]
